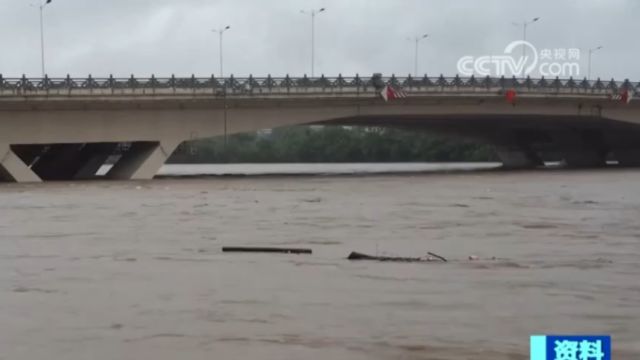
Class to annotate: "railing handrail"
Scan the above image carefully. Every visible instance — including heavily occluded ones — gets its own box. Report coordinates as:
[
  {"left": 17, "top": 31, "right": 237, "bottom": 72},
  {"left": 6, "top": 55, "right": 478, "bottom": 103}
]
[{"left": 0, "top": 74, "right": 637, "bottom": 94}]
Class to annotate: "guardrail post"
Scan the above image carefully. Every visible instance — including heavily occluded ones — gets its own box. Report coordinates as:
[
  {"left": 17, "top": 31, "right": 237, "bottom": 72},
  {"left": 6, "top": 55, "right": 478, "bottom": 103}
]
[
  {"left": 567, "top": 77, "right": 576, "bottom": 93},
  {"left": 437, "top": 74, "right": 446, "bottom": 92},
  {"left": 510, "top": 76, "right": 518, "bottom": 91},
  {"left": 452, "top": 74, "right": 462, "bottom": 90},
  {"left": 43, "top": 74, "right": 49, "bottom": 95},
  {"left": 265, "top": 74, "right": 273, "bottom": 94},
  {"left": 128, "top": 74, "right": 137, "bottom": 94},
  {"left": 210, "top": 74, "right": 216, "bottom": 95},
  {"left": 552, "top": 77, "right": 561, "bottom": 94},
  {"left": 468, "top": 75, "right": 477, "bottom": 91},
  {"left": 66, "top": 74, "right": 72, "bottom": 96},
  {"left": 498, "top": 76, "right": 506, "bottom": 91},
  {"left": 150, "top": 74, "right": 156, "bottom": 95},
  {"left": 524, "top": 76, "right": 533, "bottom": 91},
  {"left": 285, "top": 74, "right": 291, "bottom": 94},
  {"left": 109, "top": 74, "right": 114, "bottom": 95},
  {"left": 21, "top": 74, "right": 27, "bottom": 95},
  {"left": 622, "top": 78, "right": 631, "bottom": 94},
  {"left": 87, "top": 74, "right": 93, "bottom": 95}
]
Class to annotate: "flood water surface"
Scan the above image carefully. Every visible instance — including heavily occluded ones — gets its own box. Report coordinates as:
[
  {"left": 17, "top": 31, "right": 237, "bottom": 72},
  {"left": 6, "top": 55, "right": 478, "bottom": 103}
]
[{"left": 1, "top": 165, "right": 639, "bottom": 359}]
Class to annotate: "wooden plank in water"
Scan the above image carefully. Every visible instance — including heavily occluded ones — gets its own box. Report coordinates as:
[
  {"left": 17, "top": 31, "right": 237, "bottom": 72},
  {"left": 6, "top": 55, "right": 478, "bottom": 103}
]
[
  {"left": 222, "top": 247, "right": 312, "bottom": 254},
  {"left": 347, "top": 251, "right": 446, "bottom": 263}
]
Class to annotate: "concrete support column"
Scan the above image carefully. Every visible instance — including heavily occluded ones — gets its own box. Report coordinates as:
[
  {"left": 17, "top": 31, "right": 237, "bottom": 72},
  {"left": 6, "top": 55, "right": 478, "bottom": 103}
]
[
  {"left": 612, "top": 148, "right": 640, "bottom": 167},
  {"left": 495, "top": 146, "right": 544, "bottom": 169},
  {"left": 561, "top": 150, "right": 607, "bottom": 168},
  {"left": 74, "top": 143, "right": 119, "bottom": 179},
  {"left": 606, "top": 131, "right": 640, "bottom": 167},
  {"left": 11, "top": 145, "right": 47, "bottom": 167},
  {"left": 107, "top": 141, "right": 178, "bottom": 180},
  {"left": 0, "top": 144, "right": 42, "bottom": 183},
  {"left": 552, "top": 130, "right": 608, "bottom": 168},
  {"left": 484, "top": 129, "right": 545, "bottom": 169}
]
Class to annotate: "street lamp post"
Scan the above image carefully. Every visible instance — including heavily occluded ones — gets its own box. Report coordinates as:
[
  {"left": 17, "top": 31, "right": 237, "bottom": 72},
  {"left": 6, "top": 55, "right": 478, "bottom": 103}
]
[
  {"left": 512, "top": 17, "right": 540, "bottom": 76},
  {"left": 409, "top": 34, "right": 429, "bottom": 76},
  {"left": 300, "top": 7, "right": 325, "bottom": 77},
  {"left": 212, "top": 25, "right": 231, "bottom": 77},
  {"left": 31, "top": 0, "right": 52, "bottom": 77},
  {"left": 587, "top": 46, "right": 603, "bottom": 80}
]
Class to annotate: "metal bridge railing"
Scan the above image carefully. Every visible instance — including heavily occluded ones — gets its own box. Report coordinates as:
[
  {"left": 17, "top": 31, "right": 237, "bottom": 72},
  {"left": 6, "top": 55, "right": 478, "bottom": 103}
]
[{"left": 0, "top": 74, "right": 637, "bottom": 97}]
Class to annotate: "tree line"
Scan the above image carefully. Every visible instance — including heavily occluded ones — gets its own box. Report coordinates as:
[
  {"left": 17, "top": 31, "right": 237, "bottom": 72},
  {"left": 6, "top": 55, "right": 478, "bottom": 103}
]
[{"left": 168, "top": 126, "right": 497, "bottom": 163}]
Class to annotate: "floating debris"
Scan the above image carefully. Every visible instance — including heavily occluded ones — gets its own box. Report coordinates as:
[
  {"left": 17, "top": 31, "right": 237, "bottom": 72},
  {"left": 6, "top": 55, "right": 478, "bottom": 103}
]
[
  {"left": 427, "top": 252, "right": 447, "bottom": 262},
  {"left": 347, "top": 251, "right": 446, "bottom": 263},
  {"left": 450, "top": 203, "right": 470, "bottom": 208},
  {"left": 222, "top": 247, "right": 312, "bottom": 254}
]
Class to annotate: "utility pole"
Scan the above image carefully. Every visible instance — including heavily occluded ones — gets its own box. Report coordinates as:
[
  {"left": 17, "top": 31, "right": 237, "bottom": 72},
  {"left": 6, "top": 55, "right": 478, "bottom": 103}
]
[
  {"left": 300, "top": 8, "right": 326, "bottom": 77},
  {"left": 410, "top": 34, "right": 429, "bottom": 75},
  {"left": 512, "top": 17, "right": 540, "bottom": 76},
  {"left": 212, "top": 25, "right": 231, "bottom": 77},
  {"left": 588, "top": 46, "right": 603, "bottom": 80},
  {"left": 32, "top": 0, "right": 53, "bottom": 77}
]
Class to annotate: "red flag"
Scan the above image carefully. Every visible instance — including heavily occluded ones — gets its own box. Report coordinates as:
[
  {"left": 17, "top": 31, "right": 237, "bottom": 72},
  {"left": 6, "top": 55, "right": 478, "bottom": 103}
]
[
  {"left": 505, "top": 89, "right": 517, "bottom": 105},
  {"left": 622, "top": 89, "right": 632, "bottom": 104},
  {"left": 380, "top": 85, "right": 407, "bottom": 102},
  {"left": 609, "top": 89, "right": 633, "bottom": 104}
]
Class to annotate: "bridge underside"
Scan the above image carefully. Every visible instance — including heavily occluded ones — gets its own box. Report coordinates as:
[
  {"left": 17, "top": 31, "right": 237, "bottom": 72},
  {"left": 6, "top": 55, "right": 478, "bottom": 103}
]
[
  {"left": 324, "top": 115, "right": 640, "bottom": 169},
  {"left": 1, "top": 114, "right": 639, "bottom": 183}
]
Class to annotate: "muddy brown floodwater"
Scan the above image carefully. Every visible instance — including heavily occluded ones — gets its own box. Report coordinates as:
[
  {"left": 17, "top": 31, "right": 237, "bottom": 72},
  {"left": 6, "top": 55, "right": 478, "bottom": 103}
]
[{"left": 1, "top": 165, "right": 639, "bottom": 359}]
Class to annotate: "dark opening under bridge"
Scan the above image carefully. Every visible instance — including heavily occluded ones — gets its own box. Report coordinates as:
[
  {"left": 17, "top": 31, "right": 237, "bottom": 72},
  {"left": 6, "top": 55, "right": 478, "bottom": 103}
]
[{"left": 1, "top": 74, "right": 639, "bottom": 182}]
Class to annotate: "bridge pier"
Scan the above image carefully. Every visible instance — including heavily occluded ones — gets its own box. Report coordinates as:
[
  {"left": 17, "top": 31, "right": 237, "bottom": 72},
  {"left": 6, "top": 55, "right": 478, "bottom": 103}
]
[
  {"left": 606, "top": 131, "right": 640, "bottom": 166},
  {"left": 11, "top": 145, "right": 47, "bottom": 167},
  {"left": 614, "top": 149, "right": 640, "bottom": 166},
  {"left": 490, "top": 129, "right": 545, "bottom": 169},
  {"left": 552, "top": 130, "right": 608, "bottom": 168},
  {"left": 495, "top": 146, "right": 544, "bottom": 169},
  {"left": 74, "top": 143, "right": 119, "bottom": 179},
  {"left": 0, "top": 144, "right": 42, "bottom": 183},
  {"left": 107, "top": 141, "right": 178, "bottom": 180},
  {"left": 561, "top": 149, "right": 608, "bottom": 168}
]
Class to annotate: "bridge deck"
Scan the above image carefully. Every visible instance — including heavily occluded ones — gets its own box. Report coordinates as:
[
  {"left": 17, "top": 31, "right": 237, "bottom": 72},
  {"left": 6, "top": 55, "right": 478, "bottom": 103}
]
[{"left": 0, "top": 75, "right": 639, "bottom": 183}]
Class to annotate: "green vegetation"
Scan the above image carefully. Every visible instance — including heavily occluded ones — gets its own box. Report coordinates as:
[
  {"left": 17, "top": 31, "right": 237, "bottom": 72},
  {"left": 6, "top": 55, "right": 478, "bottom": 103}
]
[{"left": 168, "top": 126, "right": 497, "bottom": 163}]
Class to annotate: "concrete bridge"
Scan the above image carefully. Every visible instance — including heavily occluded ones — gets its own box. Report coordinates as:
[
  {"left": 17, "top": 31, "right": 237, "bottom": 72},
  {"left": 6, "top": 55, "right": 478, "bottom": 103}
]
[{"left": 1, "top": 74, "right": 639, "bottom": 182}]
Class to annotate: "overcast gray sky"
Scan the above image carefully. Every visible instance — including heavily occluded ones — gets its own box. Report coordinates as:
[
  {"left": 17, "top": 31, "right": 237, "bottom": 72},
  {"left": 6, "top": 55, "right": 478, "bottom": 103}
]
[{"left": 0, "top": 0, "right": 637, "bottom": 79}]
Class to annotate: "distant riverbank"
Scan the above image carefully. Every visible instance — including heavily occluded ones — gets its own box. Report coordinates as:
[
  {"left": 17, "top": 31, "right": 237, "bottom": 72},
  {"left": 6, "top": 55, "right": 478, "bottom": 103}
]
[
  {"left": 168, "top": 126, "right": 497, "bottom": 164},
  {"left": 156, "top": 162, "right": 502, "bottom": 177},
  {"left": 97, "top": 162, "right": 502, "bottom": 177}
]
